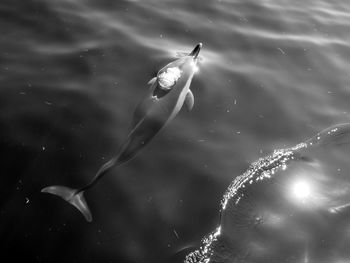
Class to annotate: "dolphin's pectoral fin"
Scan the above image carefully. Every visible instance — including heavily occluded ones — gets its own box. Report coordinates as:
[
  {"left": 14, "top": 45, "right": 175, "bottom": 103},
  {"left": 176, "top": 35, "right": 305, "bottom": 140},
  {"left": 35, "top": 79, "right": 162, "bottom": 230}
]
[
  {"left": 185, "top": 90, "right": 194, "bottom": 111},
  {"left": 147, "top": 77, "right": 157, "bottom": 86}
]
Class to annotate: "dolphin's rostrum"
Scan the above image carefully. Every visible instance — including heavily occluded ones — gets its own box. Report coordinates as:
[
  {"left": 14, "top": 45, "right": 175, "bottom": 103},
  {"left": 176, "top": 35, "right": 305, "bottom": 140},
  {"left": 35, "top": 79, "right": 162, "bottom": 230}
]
[{"left": 41, "top": 43, "right": 202, "bottom": 222}]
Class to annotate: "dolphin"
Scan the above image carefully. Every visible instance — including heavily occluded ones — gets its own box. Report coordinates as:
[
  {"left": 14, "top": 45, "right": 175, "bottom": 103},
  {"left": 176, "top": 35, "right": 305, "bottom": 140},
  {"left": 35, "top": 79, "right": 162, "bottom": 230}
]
[{"left": 41, "top": 43, "right": 202, "bottom": 222}]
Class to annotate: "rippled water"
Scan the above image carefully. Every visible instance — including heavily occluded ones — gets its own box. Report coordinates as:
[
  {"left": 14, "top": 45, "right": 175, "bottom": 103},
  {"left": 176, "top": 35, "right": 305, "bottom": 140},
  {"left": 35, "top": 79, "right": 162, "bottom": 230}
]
[
  {"left": 185, "top": 124, "right": 350, "bottom": 262},
  {"left": 1, "top": 0, "right": 350, "bottom": 262}
]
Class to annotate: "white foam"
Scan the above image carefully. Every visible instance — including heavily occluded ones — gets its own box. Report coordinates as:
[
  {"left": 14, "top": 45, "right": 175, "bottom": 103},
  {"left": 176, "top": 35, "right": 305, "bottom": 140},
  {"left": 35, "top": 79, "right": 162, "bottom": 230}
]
[{"left": 158, "top": 67, "right": 182, "bottom": 89}]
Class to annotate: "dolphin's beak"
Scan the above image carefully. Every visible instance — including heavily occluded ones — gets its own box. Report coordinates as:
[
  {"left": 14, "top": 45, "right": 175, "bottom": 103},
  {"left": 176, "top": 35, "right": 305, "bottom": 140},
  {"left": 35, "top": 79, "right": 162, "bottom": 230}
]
[{"left": 189, "top": 43, "right": 202, "bottom": 59}]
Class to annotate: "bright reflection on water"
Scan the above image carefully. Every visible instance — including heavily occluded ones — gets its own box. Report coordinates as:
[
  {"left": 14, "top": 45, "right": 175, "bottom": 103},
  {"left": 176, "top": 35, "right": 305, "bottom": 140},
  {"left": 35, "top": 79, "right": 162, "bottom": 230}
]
[
  {"left": 291, "top": 179, "right": 311, "bottom": 201},
  {"left": 185, "top": 123, "right": 350, "bottom": 263}
]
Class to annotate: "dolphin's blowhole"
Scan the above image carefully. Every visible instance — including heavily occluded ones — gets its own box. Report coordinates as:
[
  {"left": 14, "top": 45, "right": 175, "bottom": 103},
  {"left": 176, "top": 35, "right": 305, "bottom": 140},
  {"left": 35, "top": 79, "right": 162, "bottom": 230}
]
[{"left": 158, "top": 67, "right": 182, "bottom": 90}]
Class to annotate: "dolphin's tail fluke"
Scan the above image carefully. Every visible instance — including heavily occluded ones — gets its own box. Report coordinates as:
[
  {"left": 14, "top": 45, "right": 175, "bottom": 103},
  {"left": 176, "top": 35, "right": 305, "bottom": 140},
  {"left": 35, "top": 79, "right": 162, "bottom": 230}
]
[{"left": 41, "top": 186, "right": 92, "bottom": 222}]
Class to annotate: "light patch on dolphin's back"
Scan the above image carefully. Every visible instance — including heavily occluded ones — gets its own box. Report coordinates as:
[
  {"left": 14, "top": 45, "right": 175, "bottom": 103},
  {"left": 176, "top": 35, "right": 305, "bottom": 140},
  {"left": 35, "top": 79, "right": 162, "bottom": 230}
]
[{"left": 158, "top": 67, "right": 182, "bottom": 90}]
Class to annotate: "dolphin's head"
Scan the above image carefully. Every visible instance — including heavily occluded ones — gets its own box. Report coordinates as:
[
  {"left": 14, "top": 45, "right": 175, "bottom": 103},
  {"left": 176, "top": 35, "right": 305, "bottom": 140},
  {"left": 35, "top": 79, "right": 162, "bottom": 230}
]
[
  {"left": 188, "top": 42, "right": 202, "bottom": 59},
  {"left": 156, "top": 43, "right": 202, "bottom": 91}
]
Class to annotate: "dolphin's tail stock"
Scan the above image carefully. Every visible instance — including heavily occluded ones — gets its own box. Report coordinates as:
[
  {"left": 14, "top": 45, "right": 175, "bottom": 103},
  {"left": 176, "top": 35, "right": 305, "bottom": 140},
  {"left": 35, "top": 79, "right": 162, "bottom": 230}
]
[{"left": 41, "top": 186, "right": 92, "bottom": 222}]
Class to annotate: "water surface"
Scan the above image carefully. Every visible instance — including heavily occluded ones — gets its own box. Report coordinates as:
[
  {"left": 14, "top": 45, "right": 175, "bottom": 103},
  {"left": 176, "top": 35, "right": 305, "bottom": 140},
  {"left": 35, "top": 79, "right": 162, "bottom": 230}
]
[{"left": 1, "top": 0, "right": 350, "bottom": 262}]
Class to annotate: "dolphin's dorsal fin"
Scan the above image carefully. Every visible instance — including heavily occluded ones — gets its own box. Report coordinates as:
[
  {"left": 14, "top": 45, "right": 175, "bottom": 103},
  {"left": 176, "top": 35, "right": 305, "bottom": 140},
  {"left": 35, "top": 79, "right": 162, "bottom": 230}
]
[
  {"left": 185, "top": 90, "right": 194, "bottom": 111},
  {"left": 147, "top": 77, "right": 157, "bottom": 86}
]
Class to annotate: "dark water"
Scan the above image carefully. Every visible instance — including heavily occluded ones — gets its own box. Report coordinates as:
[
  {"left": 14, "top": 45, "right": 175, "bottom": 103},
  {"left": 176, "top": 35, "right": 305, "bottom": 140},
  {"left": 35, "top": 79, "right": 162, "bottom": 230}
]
[{"left": 1, "top": 0, "right": 350, "bottom": 262}]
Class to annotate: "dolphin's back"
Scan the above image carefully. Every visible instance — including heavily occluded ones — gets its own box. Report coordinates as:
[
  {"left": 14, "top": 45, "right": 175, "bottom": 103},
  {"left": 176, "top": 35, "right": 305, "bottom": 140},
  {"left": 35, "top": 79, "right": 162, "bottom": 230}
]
[
  {"left": 117, "top": 113, "right": 166, "bottom": 164},
  {"left": 117, "top": 74, "right": 191, "bottom": 164}
]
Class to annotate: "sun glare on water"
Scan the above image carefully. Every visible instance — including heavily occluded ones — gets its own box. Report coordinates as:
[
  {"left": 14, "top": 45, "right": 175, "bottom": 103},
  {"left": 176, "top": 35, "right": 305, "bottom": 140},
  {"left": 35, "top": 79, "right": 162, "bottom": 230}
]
[
  {"left": 190, "top": 60, "right": 199, "bottom": 73},
  {"left": 292, "top": 180, "right": 311, "bottom": 201}
]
